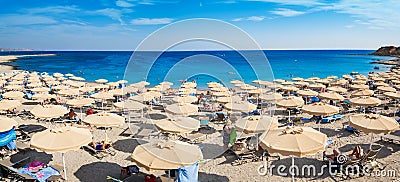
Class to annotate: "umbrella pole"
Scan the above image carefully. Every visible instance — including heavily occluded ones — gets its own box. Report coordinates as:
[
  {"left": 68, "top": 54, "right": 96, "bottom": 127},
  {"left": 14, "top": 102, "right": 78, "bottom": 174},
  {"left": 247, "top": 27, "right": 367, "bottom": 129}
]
[
  {"left": 369, "top": 133, "right": 374, "bottom": 150},
  {"left": 288, "top": 110, "right": 291, "bottom": 123},
  {"left": 62, "top": 153, "right": 67, "bottom": 180}
]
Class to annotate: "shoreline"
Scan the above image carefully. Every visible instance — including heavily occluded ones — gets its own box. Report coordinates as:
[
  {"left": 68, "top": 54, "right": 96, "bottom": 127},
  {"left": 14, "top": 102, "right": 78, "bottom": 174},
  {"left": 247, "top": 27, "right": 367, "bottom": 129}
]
[{"left": 0, "top": 54, "right": 56, "bottom": 73}]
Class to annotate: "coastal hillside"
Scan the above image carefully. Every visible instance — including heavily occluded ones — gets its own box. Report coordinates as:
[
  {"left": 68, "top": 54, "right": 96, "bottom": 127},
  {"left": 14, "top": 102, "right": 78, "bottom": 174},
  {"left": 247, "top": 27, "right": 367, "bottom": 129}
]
[{"left": 371, "top": 46, "right": 400, "bottom": 56}]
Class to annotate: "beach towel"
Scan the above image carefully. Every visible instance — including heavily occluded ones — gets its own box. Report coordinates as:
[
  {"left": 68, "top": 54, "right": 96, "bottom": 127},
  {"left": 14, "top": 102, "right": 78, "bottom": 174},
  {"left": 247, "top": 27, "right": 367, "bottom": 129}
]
[
  {"left": 229, "top": 129, "right": 237, "bottom": 145},
  {"left": 6, "top": 140, "right": 17, "bottom": 150},
  {"left": 177, "top": 162, "right": 199, "bottom": 182},
  {"left": 24, "top": 160, "right": 46, "bottom": 171},
  {"left": 0, "top": 128, "right": 17, "bottom": 147}
]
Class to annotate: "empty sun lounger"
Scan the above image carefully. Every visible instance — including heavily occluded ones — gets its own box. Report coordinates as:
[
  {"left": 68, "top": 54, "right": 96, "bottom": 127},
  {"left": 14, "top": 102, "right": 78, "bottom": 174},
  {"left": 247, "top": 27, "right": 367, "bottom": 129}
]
[{"left": 381, "top": 134, "right": 400, "bottom": 144}]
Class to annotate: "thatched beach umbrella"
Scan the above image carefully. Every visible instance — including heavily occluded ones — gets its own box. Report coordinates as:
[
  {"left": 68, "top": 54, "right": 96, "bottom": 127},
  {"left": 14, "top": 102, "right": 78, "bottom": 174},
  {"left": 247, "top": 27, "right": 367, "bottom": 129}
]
[
  {"left": 165, "top": 103, "right": 198, "bottom": 115},
  {"left": 235, "top": 115, "right": 279, "bottom": 134},
  {"left": 349, "top": 96, "right": 381, "bottom": 107},
  {"left": 0, "top": 117, "right": 18, "bottom": 132},
  {"left": 351, "top": 89, "right": 374, "bottom": 97},
  {"left": 131, "top": 140, "right": 203, "bottom": 171},
  {"left": 2, "top": 91, "right": 24, "bottom": 99},
  {"left": 30, "top": 127, "right": 92, "bottom": 180},
  {"left": 225, "top": 100, "right": 257, "bottom": 113},
  {"left": 349, "top": 114, "right": 399, "bottom": 149},
  {"left": 0, "top": 100, "right": 22, "bottom": 111},
  {"left": 155, "top": 117, "right": 200, "bottom": 134},
  {"left": 259, "top": 126, "right": 327, "bottom": 182},
  {"left": 172, "top": 95, "right": 197, "bottom": 103},
  {"left": 95, "top": 79, "right": 108, "bottom": 83},
  {"left": 276, "top": 96, "right": 304, "bottom": 122},
  {"left": 318, "top": 91, "right": 345, "bottom": 101},
  {"left": 30, "top": 105, "right": 69, "bottom": 119},
  {"left": 326, "top": 86, "right": 347, "bottom": 93},
  {"left": 83, "top": 112, "right": 125, "bottom": 140},
  {"left": 297, "top": 89, "right": 318, "bottom": 97},
  {"left": 302, "top": 102, "right": 339, "bottom": 116}
]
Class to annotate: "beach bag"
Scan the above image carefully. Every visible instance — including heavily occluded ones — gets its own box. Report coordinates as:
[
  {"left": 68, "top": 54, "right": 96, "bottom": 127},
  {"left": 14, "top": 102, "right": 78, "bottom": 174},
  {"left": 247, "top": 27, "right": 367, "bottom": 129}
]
[
  {"left": 144, "top": 174, "right": 157, "bottom": 182},
  {"left": 229, "top": 129, "right": 237, "bottom": 145}
]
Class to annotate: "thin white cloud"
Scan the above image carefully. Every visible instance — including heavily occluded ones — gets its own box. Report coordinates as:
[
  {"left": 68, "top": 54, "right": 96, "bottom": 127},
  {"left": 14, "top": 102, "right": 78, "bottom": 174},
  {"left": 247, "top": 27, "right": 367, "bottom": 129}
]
[
  {"left": 62, "top": 19, "right": 88, "bottom": 26},
  {"left": 116, "top": 0, "right": 135, "bottom": 7},
  {"left": 232, "top": 16, "right": 265, "bottom": 22},
  {"left": 247, "top": 0, "right": 323, "bottom": 6},
  {"left": 89, "top": 8, "right": 126, "bottom": 25},
  {"left": 131, "top": 18, "right": 173, "bottom": 25},
  {"left": 0, "top": 14, "right": 57, "bottom": 26},
  {"left": 270, "top": 8, "right": 305, "bottom": 17},
  {"left": 23, "top": 6, "right": 80, "bottom": 14},
  {"left": 317, "top": 0, "right": 400, "bottom": 29}
]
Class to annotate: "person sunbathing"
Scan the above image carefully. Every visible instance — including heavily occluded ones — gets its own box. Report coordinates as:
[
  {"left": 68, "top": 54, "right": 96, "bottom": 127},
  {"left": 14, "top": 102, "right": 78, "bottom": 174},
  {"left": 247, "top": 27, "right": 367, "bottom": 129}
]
[
  {"left": 89, "top": 140, "right": 111, "bottom": 150},
  {"left": 349, "top": 145, "right": 365, "bottom": 160},
  {"left": 323, "top": 149, "right": 340, "bottom": 161}
]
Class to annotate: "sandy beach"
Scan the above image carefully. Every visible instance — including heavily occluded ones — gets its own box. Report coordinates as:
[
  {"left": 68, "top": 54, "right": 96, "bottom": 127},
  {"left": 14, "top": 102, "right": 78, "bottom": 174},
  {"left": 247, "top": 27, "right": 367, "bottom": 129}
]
[{"left": 0, "top": 59, "right": 399, "bottom": 182}]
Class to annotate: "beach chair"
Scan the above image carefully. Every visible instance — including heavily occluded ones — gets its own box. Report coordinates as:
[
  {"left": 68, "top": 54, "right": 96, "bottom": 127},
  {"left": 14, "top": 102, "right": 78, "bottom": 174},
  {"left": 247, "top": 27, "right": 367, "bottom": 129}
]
[
  {"left": 342, "top": 123, "right": 361, "bottom": 136},
  {"left": 338, "top": 158, "right": 362, "bottom": 180},
  {"left": 341, "top": 103, "right": 357, "bottom": 113},
  {"left": 215, "top": 112, "right": 227, "bottom": 122},
  {"left": 321, "top": 116, "right": 335, "bottom": 123},
  {"left": 82, "top": 143, "right": 116, "bottom": 160},
  {"left": 180, "top": 133, "right": 207, "bottom": 144},
  {"left": 381, "top": 134, "right": 400, "bottom": 144},
  {"left": 199, "top": 116, "right": 211, "bottom": 129}
]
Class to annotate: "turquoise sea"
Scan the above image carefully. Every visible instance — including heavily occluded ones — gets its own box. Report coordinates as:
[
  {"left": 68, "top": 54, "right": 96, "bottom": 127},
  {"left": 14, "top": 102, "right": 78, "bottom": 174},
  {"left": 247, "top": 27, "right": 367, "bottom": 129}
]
[{"left": 1, "top": 50, "right": 395, "bottom": 88}]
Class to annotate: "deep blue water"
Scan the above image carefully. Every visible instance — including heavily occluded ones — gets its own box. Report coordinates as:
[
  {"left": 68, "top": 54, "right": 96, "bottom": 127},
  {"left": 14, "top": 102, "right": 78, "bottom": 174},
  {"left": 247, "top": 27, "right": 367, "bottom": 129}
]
[{"left": 1, "top": 50, "right": 395, "bottom": 88}]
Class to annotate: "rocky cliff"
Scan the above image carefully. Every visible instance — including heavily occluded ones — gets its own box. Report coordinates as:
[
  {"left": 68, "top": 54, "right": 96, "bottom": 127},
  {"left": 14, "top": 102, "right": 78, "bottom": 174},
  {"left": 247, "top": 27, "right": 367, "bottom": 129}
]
[{"left": 371, "top": 46, "right": 400, "bottom": 56}]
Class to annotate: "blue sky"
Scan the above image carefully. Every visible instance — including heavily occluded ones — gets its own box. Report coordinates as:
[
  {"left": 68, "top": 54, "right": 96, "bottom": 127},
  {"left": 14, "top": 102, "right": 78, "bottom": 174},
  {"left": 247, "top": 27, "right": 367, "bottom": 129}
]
[{"left": 0, "top": 0, "right": 399, "bottom": 50}]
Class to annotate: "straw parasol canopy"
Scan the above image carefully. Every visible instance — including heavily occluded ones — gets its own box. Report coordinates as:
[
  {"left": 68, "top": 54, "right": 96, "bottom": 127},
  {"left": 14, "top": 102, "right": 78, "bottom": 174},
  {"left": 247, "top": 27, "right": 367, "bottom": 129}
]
[
  {"left": 349, "top": 84, "right": 369, "bottom": 90},
  {"left": 349, "top": 96, "right": 381, "bottom": 107},
  {"left": 377, "top": 86, "right": 396, "bottom": 93},
  {"left": 130, "top": 93, "right": 154, "bottom": 102},
  {"left": 383, "top": 92, "right": 400, "bottom": 99},
  {"left": 216, "top": 95, "right": 242, "bottom": 103},
  {"left": 131, "top": 140, "right": 203, "bottom": 171},
  {"left": 91, "top": 92, "right": 114, "bottom": 100},
  {"left": 0, "top": 117, "right": 18, "bottom": 132},
  {"left": 165, "top": 103, "right": 198, "bottom": 115},
  {"left": 302, "top": 102, "right": 339, "bottom": 116},
  {"left": 318, "top": 91, "right": 345, "bottom": 101},
  {"left": 113, "top": 100, "right": 146, "bottom": 111},
  {"left": 351, "top": 89, "right": 374, "bottom": 97},
  {"left": 31, "top": 87, "right": 50, "bottom": 93},
  {"left": 30, "top": 105, "right": 69, "bottom": 119},
  {"left": 30, "top": 126, "right": 92, "bottom": 180},
  {"left": 259, "top": 126, "right": 327, "bottom": 157},
  {"left": 95, "top": 79, "right": 108, "bottom": 83},
  {"left": 349, "top": 114, "right": 399, "bottom": 134},
  {"left": 326, "top": 86, "right": 347, "bottom": 93},
  {"left": 224, "top": 100, "right": 257, "bottom": 112},
  {"left": 31, "top": 93, "right": 56, "bottom": 100},
  {"left": 2, "top": 91, "right": 24, "bottom": 99},
  {"left": 259, "top": 93, "right": 283, "bottom": 102},
  {"left": 172, "top": 95, "right": 197, "bottom": 103},
  {"left": 30, "top": 127, "right": 92, "bottom": 153},
  {"left": 297, "top": 89, "right": 318, "bottom": 97},
  {"left": 276, "top": 96, "right": 304, "bottom": 109},
  {"left": 58, "top": 89, "right": 80, "bottom": 96},
  {"left": 235, "top": 115, "right": 279, "bottom": 134},
  {"left": 0, "top": 100, "right": 22, "bottom": 111},
  {"left": 83, "top": 112, "right": 125, "bottom": 127},
  {"left": 155, "top": 117, "right": 200, "bottom": 134},
  {"left": 66, "top": 98, "right": 95, "bottom": 107}
]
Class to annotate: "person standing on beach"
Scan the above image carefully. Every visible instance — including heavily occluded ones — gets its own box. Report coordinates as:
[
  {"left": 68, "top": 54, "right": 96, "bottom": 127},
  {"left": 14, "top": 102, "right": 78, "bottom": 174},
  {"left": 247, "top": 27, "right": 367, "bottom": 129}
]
[{"left": 223, "top": 120, "right": 235, "bottom": 150}]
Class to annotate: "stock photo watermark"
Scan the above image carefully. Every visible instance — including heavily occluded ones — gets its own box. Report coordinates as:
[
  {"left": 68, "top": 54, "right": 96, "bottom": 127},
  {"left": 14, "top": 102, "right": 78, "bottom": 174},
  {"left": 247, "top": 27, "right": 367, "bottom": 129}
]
[{"left": 257, "top": 155, "right": 397, "bottom": 178}]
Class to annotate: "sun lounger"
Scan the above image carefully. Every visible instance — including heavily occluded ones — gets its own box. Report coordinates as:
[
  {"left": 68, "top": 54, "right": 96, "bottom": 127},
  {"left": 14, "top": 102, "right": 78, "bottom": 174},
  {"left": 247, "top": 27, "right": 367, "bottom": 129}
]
[
  {"left": 180, "top": 133, "right": 207, "bottom": 144},
  {"left": 82, "top": 144, "right": 116, "bottom": 160},
  {"left": 381, "top": 134, "right": 400, "bottom": 144}
]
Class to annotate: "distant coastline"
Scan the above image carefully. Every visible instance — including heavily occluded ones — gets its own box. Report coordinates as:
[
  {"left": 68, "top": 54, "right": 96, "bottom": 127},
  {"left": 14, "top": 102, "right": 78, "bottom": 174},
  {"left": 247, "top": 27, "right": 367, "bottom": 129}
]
[
  {"left": 0, "top": 54, "right": 56, "bottom": 73},
  {"left": 369, "top": 46, "right": 400, "bottom": 66}
]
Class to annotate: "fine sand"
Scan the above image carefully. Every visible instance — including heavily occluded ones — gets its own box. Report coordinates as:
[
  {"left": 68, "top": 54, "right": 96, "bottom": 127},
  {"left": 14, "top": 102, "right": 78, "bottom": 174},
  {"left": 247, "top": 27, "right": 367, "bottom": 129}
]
[{"left": 6, "top": 99, "right": 400, "bottom": 182}]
